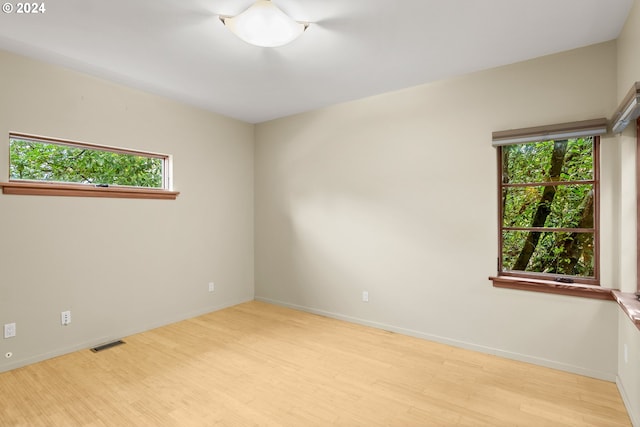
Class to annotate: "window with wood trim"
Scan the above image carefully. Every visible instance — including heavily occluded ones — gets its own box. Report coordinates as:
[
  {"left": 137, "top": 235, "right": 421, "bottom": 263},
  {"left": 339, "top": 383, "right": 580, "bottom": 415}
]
[
  {"left": 490, "top": 119, "right": 608, "bottom": 298},
  {"left": 2, "top": 133, "right": 178, "bottom": 200},
  {"left": 497, "top": 136, "right": 599, "bottom": 285}
]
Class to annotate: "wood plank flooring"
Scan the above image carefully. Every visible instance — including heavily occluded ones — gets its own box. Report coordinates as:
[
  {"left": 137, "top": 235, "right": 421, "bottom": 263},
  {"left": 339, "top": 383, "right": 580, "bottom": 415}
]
[{"left": 0, "top": 301, "right": 631, "bottom": 426}]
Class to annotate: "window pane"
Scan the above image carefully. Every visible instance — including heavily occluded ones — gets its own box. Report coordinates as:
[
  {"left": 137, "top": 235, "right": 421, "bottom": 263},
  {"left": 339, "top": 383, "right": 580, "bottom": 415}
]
[
  {"left": 502, "top": 138, "right": 593, "bottom": 184},
  {"left": 502, "top": 230, "right": 594, "bottom": 277},
  {"left": 10, "top": 138, "right": 164, "bottom": 188},
  {"left": 502, "top": 185, "right": 594, "bottom": 229}
]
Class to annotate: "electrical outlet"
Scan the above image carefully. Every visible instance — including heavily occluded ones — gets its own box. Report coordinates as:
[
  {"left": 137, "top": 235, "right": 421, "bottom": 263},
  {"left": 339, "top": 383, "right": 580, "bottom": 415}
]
[
  {"left": 624, "top": 344, "right": 628, "bottom": 364},
  {"left": 61, "top": 311, "right": 71, "bottom": 326},
  {"left": 4, "top": 323, "right": 16, "bottom": 339},
  {"left": 362, "top": 291, "right": 369, "bottom": 302},
  {"left": 208, "top": 282, "right": 215, "bottom": 292}
]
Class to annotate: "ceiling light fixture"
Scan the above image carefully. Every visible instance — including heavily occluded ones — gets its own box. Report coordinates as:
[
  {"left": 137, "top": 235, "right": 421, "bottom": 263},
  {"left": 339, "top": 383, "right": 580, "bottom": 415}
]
[{"left": 220, "top": 0, "right": 309, "bottom": 48}]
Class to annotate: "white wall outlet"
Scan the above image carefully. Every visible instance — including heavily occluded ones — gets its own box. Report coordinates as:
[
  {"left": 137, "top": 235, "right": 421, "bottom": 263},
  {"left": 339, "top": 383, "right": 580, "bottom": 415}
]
[
  {"left": 61, "top": 311, "right": 71, "bottom": 326},
  {"left": 624, "top": 344, "right": 628, "bottom": 364},
  {"left": 208, "top": 282, "right": 215, "bottom": 292},
  {"left": 362, "top": 291, "right": 369, "bottom": 302},
  {"left": 4, "top": 323, "right": 16, "bottom": 339}
]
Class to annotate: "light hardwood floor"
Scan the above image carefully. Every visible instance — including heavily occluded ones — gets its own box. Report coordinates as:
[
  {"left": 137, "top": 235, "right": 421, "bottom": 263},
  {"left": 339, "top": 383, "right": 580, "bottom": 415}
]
[{"left": 0, "top": 301, "right": 631, "bottom": 426}]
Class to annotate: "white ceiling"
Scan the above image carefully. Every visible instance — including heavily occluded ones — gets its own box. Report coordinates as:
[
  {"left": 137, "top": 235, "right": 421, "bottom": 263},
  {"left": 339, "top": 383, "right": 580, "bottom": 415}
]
[{"left": 0, "top": 0, "right": 634, "bottom": 123}]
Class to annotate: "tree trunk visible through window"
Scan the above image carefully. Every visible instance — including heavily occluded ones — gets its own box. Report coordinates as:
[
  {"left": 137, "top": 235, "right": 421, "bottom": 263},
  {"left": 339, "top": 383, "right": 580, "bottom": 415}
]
[{"left": 511, "top": 140, "right": 568, "bottom": 271}]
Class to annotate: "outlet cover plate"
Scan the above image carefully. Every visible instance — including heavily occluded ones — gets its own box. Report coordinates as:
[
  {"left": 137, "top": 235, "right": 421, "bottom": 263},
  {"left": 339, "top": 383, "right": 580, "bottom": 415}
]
[
  {"left": 61, "top": 311, "right": 71, "bottom": 326},
  {"left": 4, "top": 323, "right": 16, "bottom": 338}
]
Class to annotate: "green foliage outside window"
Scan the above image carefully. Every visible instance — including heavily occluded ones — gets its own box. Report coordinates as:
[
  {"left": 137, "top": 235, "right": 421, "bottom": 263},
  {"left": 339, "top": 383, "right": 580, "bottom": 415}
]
[
  {"left": 10, "top": 138, "right": 164, "bottom": 188},
  {"left": 501, "top": 137, "right": 596, "bottom": 278}
]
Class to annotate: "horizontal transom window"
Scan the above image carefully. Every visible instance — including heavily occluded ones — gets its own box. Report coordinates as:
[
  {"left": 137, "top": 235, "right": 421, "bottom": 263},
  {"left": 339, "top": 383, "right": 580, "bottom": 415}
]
[
  {"left": 2, "top": 133, "right": 178, "bottom": 200},
  {"left": 10, "top": 133, "right": 169, "bottom": 188}
]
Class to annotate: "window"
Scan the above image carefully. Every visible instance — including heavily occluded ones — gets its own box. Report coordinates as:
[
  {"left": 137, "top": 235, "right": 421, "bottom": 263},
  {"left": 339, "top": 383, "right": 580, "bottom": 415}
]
[
  {"left": 498, "top": 137, "right": 599, "bottom": 284},
  {"left": 1, "top": 133, "right": 178, "bottom": 199},
  {"left": 490, "top": 119, "right": 612, "bottom": 300}
]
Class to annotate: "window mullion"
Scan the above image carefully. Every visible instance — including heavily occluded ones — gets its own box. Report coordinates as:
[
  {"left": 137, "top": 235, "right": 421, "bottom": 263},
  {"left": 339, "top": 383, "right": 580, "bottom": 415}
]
[
  {"left": 502, "top": 227, "right": 595, "bottom": 233},
  {"left": 502, "top": 180, "right": 595, "bottom": 188}
]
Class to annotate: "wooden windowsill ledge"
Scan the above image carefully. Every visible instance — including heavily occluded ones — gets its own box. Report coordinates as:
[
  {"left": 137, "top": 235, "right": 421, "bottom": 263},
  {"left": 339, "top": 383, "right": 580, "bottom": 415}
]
[
  {"left": 612, "top": 291, "right": 640, "bottom": 331},
  {"left": 490, "top": 276, "right": 615, "bottom": 301},
  {"left": 1, "top": 181, "right": 179, "bottom": 200}
]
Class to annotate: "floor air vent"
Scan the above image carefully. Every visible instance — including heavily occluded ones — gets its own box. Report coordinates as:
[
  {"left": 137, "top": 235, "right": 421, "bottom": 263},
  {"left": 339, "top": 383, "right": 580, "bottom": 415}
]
[{"left": 91, "top": 340, "right": 125, "bottom": 353}]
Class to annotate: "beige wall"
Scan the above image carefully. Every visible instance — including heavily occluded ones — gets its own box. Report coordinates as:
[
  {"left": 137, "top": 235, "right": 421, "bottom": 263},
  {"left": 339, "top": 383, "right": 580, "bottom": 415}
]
[
  {"left": 0, "top": 50, "right": 255, "bottom": 372},
  {"left": 616, "top": 0, "right": 640, "bottom": 425},
  {"left": 255, "top": 41, "right": 621, "bottom": 381}
]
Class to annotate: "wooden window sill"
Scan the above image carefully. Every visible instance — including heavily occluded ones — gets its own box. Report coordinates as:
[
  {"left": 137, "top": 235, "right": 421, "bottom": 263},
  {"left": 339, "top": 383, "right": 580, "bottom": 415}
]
[
  {"left": 490, "top": 276, "right": 615, "bottom": 300},
  {"left": 1, "top": 181, "right": 179, "bottom": 200},
  {"left": 612, "top": 291, "right": 640, "bottom": 331}
]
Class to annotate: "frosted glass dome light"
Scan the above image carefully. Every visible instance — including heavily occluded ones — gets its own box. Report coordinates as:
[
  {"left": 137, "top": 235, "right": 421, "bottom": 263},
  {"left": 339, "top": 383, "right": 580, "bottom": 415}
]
[{"left": 220, "top": 0, "right": 309, "bottom": 48}]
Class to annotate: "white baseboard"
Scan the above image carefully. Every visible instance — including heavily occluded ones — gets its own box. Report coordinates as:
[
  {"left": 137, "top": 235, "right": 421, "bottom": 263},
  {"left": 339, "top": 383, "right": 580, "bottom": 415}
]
[
  {"left": 255, "top": 296, "right": 617, "bottom": 382},
  {"left": 617, "top": 376, "right": 640, "bottom": 427},
  {"left": 0, "top": 297, "right": 252, "bottom": 374}
]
